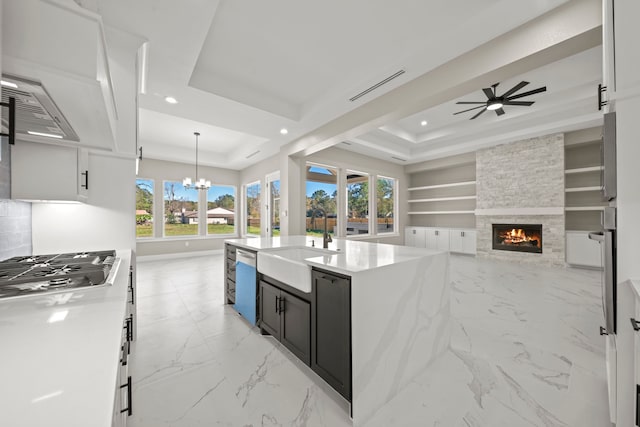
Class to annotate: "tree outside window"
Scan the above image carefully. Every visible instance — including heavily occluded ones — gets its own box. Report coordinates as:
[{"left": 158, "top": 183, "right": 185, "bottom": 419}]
[
  {"left": 305, "top": 164, "right": 337, "bottom": 237},
  {"left": 346, "top": 171, "right": 369, "bottom": 235},
  {"left": 135, "top": 178, "right": 153, "bottom": 238},
  {"left": 245, "top": 182, "right": 261, "bottom": 236},
  {"left": 376, "top": 176, "right": 395, "bottom": 234},
  {"left": 164, "top": 181, "right": 198, "bottom": 236}
]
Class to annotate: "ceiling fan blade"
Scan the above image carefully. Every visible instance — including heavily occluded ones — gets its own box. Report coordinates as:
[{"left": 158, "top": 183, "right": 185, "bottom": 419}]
[
  {"left": 482, "top": 88, "right": 494, "bottom": 99},
  {"left": 506, "top": 86, "right": 546, "bottom": 100},
  {"left": 502, "top": 100, "right": 534, "bottom": 106},
  {"left": 495, "top": 108, "right": 505, "bottom": 116},
  {"left": 453, "top": 105, "right": 486, "bottom": 115},
  {"left": 500, "top": 81, "right": 529, "bottom": 98},
  {"left": 455, "top": 101, "right": 486, "bottom": 104},
  {"left": 470, "top": 107, "right": 487, "bottom": 120}
]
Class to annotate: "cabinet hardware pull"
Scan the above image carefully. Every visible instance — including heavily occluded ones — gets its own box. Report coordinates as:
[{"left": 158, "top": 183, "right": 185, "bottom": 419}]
[
  {"left": 275, "top": 296, "right": 280, "bottom": 313},
  {"left": 435, "top": 230, "right": 439, "bottom": 236},
  {"left": 279, "top": 297, "right": 285, "bottom": 313},
  {"left": 599, "top": 326, "right": 608, "bottom": 336},
  {"left": 321, "top": 275, "right": 337, "bottom": 283},
  {"left": 81, "top": 170, "right": 89, "bottom": 190},
  {"left": 120, "top": 343, "right": 128, "bottom": 366},
  {"left": 120, "top": 376, "right": 133, "bottom": 416},
  {"left": 631, "top": 318, "right": 640, "bottom": 331}
]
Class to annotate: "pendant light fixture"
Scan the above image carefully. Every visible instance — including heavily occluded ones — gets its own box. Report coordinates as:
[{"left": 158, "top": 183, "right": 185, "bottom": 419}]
[{"left": 183, "top": 131, "right": 211, "bottom": 190}]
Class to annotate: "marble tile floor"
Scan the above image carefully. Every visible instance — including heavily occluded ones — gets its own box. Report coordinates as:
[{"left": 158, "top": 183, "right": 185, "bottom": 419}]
[{"left": 129, "top": 254, "right": 610, "bottom": 427}]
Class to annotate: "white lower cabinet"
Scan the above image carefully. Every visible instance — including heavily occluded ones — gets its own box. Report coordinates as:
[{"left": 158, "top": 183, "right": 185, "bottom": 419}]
[
  {"left": 405, "top": 226, "right": 426, "bottom": 248},
  {"left": 425, "top": 228, "right": 450, "bottom": 251},
  {"left": 566, "top": 231, "right": 603, "bottom": 268},
  {"left": 11, "top": 140, "right": 89, "bottom": 202},
  {"left": 450, "top": 229, "right": 477, "bottom": 255},
  {"left": 405, "top": 226, "right": 476, "bottom": 254}
]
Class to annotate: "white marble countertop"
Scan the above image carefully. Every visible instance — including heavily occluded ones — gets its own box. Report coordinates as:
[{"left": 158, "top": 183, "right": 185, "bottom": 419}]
[
  {"left": 0, "top": 249, "right": 132, "bottom": 427},
  {"left": 225, "top": 235, "right": 443, "bottom": 275}
]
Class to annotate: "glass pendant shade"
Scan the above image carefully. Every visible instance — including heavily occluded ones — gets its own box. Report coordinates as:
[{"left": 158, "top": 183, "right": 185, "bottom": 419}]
[{"left": 183, "top": 132, "right": 210, "bottom": 190}]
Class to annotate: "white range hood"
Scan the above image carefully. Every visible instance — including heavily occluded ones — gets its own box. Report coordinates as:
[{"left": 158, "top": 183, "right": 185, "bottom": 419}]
[{"left": 2, "top": 0, "right": 118, "bottom": 150}]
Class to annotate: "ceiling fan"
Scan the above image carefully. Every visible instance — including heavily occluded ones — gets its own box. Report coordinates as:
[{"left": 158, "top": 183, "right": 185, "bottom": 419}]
[{"left": 453, "top": 81, "right": 546, "bottom": 120}]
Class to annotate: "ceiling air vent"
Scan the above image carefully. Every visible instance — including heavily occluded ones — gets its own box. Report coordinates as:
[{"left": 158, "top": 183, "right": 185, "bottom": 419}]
[
  {"left": 391, "top": 156, "right": 407, "bottom": 162},
  {"left": 1, "top": 74, "right": 79, "bottom": 141},
  {"left": 245, "top": 150, "right": 260, "bottom": 159},
  {"left": 349, "top": 70, "right": 405, "bottom": 102},
  {"left": 341, "top": 141, "right": 352, "bottom": 145}
]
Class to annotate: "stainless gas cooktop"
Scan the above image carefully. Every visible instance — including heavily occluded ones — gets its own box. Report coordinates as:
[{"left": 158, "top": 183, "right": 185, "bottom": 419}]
[{"left": 0, "top": 250, "right": 118, "bottom": 300}]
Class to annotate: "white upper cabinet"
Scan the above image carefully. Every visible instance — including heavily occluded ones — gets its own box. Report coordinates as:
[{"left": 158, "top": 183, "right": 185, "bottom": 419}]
[
  {"left": 11, "top": 140, "right": 89, "bottom": 203},
  {"left": 2, "top": 0, "right": 117, "bottom": 151}
]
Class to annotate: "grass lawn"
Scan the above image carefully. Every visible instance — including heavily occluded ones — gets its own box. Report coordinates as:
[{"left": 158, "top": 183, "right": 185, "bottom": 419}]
[
  {"left": 246, "top": 225, "right": 261, "bottom": 235},
  {"left": 207, "top": 224, "right": 235, "bottom": 234},
  {"left": 164, "top": 223, "right": 198, "bottom": 236},
  {"left": 136, "top": 224, "right": 153, "bottom": 237}
]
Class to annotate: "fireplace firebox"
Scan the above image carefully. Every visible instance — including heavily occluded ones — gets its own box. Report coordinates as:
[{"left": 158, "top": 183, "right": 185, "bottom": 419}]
[{"left": 492, "top": 224, "right": 542, "bottom": 254}]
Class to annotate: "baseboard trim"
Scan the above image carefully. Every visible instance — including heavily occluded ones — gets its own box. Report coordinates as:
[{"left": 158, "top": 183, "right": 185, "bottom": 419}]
[{"left": 137, "top": 249, "right": 223, "bottom": 262}]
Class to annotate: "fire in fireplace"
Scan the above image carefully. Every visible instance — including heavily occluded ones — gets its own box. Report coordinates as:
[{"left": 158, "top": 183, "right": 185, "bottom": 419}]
[{"left": 492, "top": 224, "right": 542, "bottom": 254}]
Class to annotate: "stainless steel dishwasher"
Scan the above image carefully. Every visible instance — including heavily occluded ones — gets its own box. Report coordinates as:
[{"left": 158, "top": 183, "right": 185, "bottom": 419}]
[{"left": 234, "top": 249, "right": 257, "bottom": 325}]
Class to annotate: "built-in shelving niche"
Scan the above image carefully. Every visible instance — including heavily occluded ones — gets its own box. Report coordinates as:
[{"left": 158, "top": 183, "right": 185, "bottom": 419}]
[
  {"left": 407, "top": 156, "right": 476, "bottom": 228},
  {"left": 564, "top": 126, "right": 605, "bottom": 232}
]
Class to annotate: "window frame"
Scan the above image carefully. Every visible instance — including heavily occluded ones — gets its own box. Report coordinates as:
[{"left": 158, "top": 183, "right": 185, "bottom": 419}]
[
  {"left": 205, "top": 184, "right": 238, "bottom": 237},
  {"left": 375, "top": 175, "right": 398, "bottom": 236},
  {"left": 244, "top": 180, "right": 262, "bottom": 237}
]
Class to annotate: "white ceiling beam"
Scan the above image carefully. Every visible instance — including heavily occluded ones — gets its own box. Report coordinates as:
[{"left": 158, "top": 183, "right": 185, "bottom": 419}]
[{"left": 283, "top": 0, "right": 602, "bottom": 159}]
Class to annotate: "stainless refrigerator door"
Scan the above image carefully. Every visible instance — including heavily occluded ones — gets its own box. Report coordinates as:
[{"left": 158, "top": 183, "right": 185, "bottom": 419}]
[{"left": 588, "top": 230, "right": 616, "bottom": 334}]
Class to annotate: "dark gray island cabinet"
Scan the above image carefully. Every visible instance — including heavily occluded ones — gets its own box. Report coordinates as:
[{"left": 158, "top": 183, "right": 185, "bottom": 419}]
[{"left": 259, "top": 268, "right": 352, "bottom": 401}]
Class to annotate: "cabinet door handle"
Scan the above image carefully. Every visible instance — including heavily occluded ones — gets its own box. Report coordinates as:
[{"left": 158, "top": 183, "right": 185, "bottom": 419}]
[
  {"left": 631, "top": 318, "right": 640, "bottom": 331},
  {"left": 599, "top": 326, "right": 608, "bottom": 336},
  {"left": 275, "top": 296, "right": 280, "bottom": 313},
  {"left": 321, "top": 275, "right": 337, "bottom": 283},
  {"left": 435, "top": 230, "right": 439, "bottom": 236},
  {"left": 81, "top": 170, "right": 89, "bottom": 190},
  {"left": 279, "top": 297, "right": 285, "bottom": 314},
  {"left": 0, "top": 97, "right": 16, "bottom": 145},
  {"left": 120, "top": 343, "right": 129, "bottom": 366},
  {"left": 120, "top": 376, "right": 133, "bottom": 416}
]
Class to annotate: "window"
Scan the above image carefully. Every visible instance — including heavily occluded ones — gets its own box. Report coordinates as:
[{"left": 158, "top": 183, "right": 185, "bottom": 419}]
[
  {"left": 306, "top": 164, "right": 337, "bottom": 237},
  {"left": 206, "top": 185, "right": 236, "bottom": 235},
  {"left": 346, "top": 171, "right": 369, "bottom": 235},
  {"left": 135, "top": 178, "right": 153, "bottom": 238},
  {"left": 269, "top": 179, "right": 281, "bottom": 236},
  {"left": 376, "top": 176, "right": 395, "bottom": 234},
  {"left": 163, "top": 181, "right": 198, "bottom": 236},
  {"left": 245, "top": 181, "right": 261, "bottom": 236}
]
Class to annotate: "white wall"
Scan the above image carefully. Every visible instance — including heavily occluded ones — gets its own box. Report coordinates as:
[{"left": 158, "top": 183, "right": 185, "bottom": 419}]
[{"left": 32, "top": 153, "right": 135, "bottom": 253}]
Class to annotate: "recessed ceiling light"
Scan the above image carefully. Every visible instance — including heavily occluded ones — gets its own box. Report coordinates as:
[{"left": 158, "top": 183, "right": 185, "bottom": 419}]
[
  {"left": 280, "top": 128, "right": 288, "bottom": 135},
  {"left": 28, "top": 131, "right": 63, "bottom": 139},
  {"left": 420, "top": 120, "right": 428, "bottom": 126},
  {"left": 486, "top": 101, "right": 503, "bottom": 111},
  {"left": 165, "top": 96, "right": 178, "bottom": 104},
  {"left": 1, "top": 80, "right": 18, "bottom": 89}
]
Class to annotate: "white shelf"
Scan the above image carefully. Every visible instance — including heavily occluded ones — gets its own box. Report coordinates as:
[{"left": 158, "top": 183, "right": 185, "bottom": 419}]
[
  {"left": 565, "top": 186, "right": 602, "bottom": 193},
  {"left": 565, "top": 206, "right": 606, "bottom": 211},
  {"left": 408, "top": 196, "right": 476, "bottom": 203},
  {"left": 408, "top": 181, "right": 476, "bottom": 191},
  {"left": 408, "top": 211, "right": 476, "bottom": 215},
  {"left": 564, "top": 166, "right": 603, "bottom": 174}
]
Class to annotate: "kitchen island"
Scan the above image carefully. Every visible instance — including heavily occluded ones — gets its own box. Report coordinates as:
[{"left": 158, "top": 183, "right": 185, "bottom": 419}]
[{"left": 225, "top": 236, "right": 450, "bottom": 426}]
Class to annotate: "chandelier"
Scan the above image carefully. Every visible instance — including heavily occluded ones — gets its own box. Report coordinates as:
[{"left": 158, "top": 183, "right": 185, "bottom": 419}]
[{"left": 183, "top": 131, "right": 211, "bottom": 190}]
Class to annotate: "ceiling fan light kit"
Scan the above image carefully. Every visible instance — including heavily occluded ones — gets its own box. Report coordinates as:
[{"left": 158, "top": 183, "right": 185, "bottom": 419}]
[{"left": 454, "top": 81, "right": 546, "bottom": 120}]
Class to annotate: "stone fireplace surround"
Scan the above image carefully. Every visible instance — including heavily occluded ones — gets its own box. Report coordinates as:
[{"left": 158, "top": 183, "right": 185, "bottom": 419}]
[{"left": 475, "top": 133, "right": 565, "bottom": 266}]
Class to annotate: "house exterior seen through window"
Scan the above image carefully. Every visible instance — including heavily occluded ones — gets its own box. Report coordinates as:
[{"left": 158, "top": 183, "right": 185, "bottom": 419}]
[
  {"left": 207, "top": 185, "right": 236, "bottom": 235},
  {"left": 164, "top": 181, "right": 198, "bottom": 236}
]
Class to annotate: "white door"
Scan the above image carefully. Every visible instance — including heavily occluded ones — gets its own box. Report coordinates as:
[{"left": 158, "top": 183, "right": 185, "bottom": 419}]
[
  {"left": 265, "top": 172, "right": 280, "bottom": 237},
  {"left": 436, "top": 229, "right": 450, "bottom": 251},
  {"left": 449, "top": 229, "right": 463, "bottom": 253}
]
